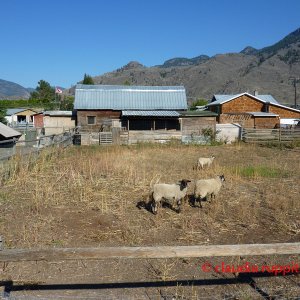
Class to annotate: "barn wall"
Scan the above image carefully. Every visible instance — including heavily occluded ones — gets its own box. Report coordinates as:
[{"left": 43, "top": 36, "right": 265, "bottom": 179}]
[
  {"left": 181, "top": 117, "right": 216, "bottom": 135},
  {"left": 128, "top": 130, "right": 181, "bottom": 144},
  {"left": 77, "top": 110, "right": 121, "bottom": 131}
]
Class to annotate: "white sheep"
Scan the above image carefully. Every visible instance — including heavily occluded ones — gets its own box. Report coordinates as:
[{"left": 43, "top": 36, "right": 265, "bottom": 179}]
[
  {"left": 150, "top": 179, "right": 191, "bottom": 214},
  {"left": 196, "top": 156, "right": 215, "bottom": 170},
  {"left": 193, "top": 175, "right": 225, "bottom": 207}
]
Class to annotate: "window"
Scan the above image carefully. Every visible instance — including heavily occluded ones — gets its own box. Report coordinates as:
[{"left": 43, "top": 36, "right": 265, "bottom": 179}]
[{"left": 87, "top": 116, "right": 96, "bottom": 125}]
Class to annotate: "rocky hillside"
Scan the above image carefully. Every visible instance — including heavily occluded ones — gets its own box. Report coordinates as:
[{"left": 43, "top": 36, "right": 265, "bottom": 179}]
[
  {"left": 87, "top": 28, "right": 300, "bottom": 105},
  {"left": 0, "top": 79, "right": 31, "bottom": 100}
]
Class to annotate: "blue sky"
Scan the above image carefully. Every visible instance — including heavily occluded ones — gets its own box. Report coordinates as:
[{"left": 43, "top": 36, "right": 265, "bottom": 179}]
[{"left": 1, "top": 0, "right": 299, "bottom": 89}]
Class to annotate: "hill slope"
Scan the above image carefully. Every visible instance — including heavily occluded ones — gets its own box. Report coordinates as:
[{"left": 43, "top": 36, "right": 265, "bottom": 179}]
[
  {"left": 0, "top": 79, "right": 31, "bottom": 100},
  {"left": 87, "top": 27, "right": 300, "bottom": 105}
]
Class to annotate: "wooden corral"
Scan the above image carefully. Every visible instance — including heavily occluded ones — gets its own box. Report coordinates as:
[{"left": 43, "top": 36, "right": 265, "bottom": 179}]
[{"left": 242, "top": 128, "right": 300, "bottom": 143}]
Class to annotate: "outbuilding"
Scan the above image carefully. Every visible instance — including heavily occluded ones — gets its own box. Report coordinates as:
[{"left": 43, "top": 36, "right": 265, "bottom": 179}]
[
  {"left": 74, "top": 84, "right": 217, "bottom": 144},
  {"left": 207, "top": 92, "right": 300, "bottom": 129}
]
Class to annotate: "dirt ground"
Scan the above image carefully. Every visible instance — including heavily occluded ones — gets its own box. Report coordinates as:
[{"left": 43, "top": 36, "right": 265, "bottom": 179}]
[{"left": 0, "top": 143, "right": 299, "bottom": 299}]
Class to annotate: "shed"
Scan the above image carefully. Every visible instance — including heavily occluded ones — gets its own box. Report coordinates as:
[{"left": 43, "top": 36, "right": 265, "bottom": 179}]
[
  {"left": 180, "top": 110, "right": 218, "bottom": 144},
  {"left": 33, "top": 111, "right": 75, "bottom": 135}
]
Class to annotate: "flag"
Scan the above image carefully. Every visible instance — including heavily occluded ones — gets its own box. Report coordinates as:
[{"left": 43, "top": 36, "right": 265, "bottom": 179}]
[{"left": 55, "top": 87, "right": 63, "bottom": 94}]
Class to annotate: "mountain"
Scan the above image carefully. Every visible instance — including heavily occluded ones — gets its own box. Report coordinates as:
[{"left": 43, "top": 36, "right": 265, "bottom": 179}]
[
  {"left": 75, "top": 27, "right": 300, "bottom": 105},
  {"left": 0, "top": 79, "right": 31, "bottom": 100}
]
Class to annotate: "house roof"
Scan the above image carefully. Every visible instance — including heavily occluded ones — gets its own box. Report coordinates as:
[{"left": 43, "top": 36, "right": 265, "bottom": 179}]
[
  {"left": 208, "top": 93, "right": 279, "bottom": 106},
  {"left": 0, "top": 122, "right": 22, "bottom": 138},
  {"left": 122, "top": 110, "right": 180, "bottom": 117},
  {"left": 74, "top": 84, "right": 187, "bottom": 110},
  {"left": 6, "top": 108, "right": 37, "bottom": 116}
]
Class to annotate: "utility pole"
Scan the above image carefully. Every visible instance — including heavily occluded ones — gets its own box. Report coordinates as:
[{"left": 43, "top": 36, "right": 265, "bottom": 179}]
[{"left": 289, "top": 77, "right": 300, "bottom": 108}]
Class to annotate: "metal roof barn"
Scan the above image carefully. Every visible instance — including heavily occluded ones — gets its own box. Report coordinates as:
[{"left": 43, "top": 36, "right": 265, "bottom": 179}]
[{"left": 74, "top": 85, "right": 187, "bottom": 110}]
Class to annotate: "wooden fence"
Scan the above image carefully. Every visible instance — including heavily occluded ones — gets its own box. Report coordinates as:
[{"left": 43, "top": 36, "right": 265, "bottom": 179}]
[
  {"left": 242, "top": 128, "right": 300, "bottom": 143},
  {"left": 0, "top": 243, "right": 299, "bottom": 262}
]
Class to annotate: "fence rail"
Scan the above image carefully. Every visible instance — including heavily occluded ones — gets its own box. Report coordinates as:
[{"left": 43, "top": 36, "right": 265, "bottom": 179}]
[
  {"left": 0, "top": 242, "right": 299, "bottom": 262},
  {"left": 242, "top": 128, "right": 300, "bottom": 143},
  {"left": 99, "top": 132, "right": 113, "bottom": 144},
  {"left": 0, "top": 129, "right": 75, "bottom": 161}
]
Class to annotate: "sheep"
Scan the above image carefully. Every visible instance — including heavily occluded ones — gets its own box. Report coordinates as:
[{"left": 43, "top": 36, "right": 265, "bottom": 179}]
[
  {"left": 193, "top": 175, "right": 225, "bottom": 207},
  {"left": 150, "top": 179, "right": 191, "bottom": 214},
  {"left": 196, "top": 156, "right": 215, "bottom": 170}
]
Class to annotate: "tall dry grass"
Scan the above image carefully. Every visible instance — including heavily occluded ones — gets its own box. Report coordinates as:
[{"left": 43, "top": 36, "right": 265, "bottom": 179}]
[{"left": 0, "top": 143, "right": 299, "bottom": 248}]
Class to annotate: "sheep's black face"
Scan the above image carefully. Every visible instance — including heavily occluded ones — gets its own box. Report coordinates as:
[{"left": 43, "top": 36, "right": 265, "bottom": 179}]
[
  {"left": 179, "top": 179, "right": 191, "bottom": 190},
  {"left": 219, "top": 175, "right": 225, "bottom": 182}
]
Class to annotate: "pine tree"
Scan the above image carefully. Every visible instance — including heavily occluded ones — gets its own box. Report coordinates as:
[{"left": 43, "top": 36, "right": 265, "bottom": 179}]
[{"left": 82, "top": 73, "right": 94, "bottom": 85}]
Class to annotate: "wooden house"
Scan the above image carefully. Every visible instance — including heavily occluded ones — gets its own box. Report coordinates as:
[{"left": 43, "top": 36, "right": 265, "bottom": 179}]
[
  {"left": 207, "top": 92, "right": 300, "bottom": 129},
  {"left": 74, "top": 84, "right": 217, "bottom": 144},
  {"left": 5, "top": 108, "right": 37, "bottom": 127}
]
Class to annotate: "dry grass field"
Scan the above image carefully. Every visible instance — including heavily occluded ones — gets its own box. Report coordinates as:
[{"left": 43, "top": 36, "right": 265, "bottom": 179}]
[{"left": 0, "top": 142, "right": 299, "bottom": 299}]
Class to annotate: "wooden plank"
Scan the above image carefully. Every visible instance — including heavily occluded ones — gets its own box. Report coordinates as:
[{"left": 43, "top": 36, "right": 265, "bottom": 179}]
[{"left": 0, "top": 243, "right": 299, "bottom": 262}]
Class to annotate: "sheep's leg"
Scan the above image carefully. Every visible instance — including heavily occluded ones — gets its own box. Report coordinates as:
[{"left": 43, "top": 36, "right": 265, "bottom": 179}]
[{"left": 198, "top": 198, "right": 202, "bottom": 208}]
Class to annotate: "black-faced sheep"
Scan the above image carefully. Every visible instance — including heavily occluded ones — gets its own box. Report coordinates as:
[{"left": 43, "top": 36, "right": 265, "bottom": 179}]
[
  {"left": 193, "top": 175, "right": 225, "bottom": 207},
  {"left": 150, "top": 179, "right": 191, "bottom": 214}
]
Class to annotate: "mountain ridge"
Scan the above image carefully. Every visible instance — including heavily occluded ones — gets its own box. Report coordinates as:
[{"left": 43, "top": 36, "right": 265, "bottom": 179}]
[{"left": 89, "top": 27, "right": 300, "bottom": 105}]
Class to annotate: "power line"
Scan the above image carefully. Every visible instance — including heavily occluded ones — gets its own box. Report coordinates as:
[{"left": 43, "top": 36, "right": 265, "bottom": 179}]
[{"left": 289, "top": 77, "right": 300, "bottom": 108}]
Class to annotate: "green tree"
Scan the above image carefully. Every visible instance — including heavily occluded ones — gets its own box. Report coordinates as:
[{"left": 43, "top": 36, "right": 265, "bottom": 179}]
[
  {"left": 190, "top": 98, "right": 208, "bottom": 110},
  {"left": 82, "top": 73, "right": 94, "bottom": 85},
  {"left": 123, "top": 80, "right": 131, "bottom": 85},
  {"left": 0, "top": 108, "right": 7, "bottom": 124},
  {"left": 60, "top": 95, "right": 74, "bottom": 110},
  {"left": 30, "top": 80, "right": 55, "bottom": 104}
]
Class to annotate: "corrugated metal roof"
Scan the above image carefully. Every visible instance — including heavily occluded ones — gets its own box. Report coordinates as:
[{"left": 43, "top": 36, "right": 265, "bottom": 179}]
[
  {"left": 0, "top": 122, "right": 22, "bottom": 138},
  {"left": 122, "top": 110, "right": 180, "bottom": 117},
  {"left": 44, "top": 110, "right": 73, "bottom": 116},
  {"left": 74, "top": 84, "right": 187, "bottom": 110},
  {"left": 208, "top": 93, "right": 279, "bottom": 106}
]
